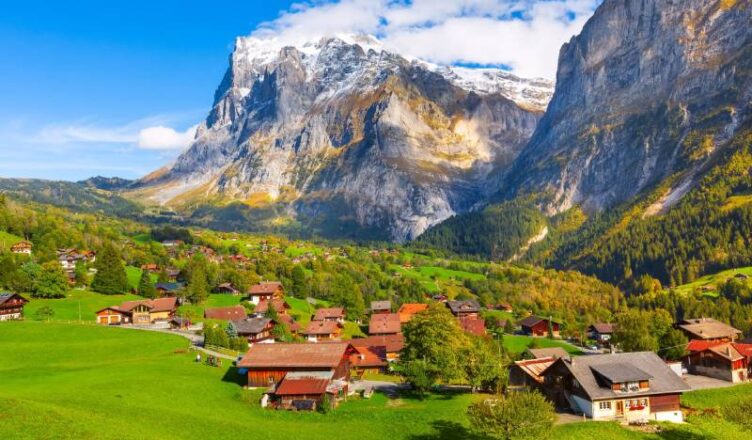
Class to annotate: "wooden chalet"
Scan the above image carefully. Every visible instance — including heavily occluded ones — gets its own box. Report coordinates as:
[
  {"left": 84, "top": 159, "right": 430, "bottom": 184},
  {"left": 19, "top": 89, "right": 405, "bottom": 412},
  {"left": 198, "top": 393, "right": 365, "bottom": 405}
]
[
  {"left": 0, "top": 292, "right": 29, "bottom": 321},
  {"left": 204, "top": 305, "right": 247, "bottom": 321},
  {"left": 677, "top": 318, "right": 741, "bottom": 342},
  {"left": 350, "top": 344, "right": 388, "bottom": 376},
  {"left": 351, "top": 334, "right": 404, "bottom": 362},
  {"left": 459, "top": 316, "right": 487, "bottom": 336},
  {"left": 255, "top": 299, "right": 290, "bottom": 316},
  {"left": 302, "top": 320, "right": 342, "bottom": 342},
  {"left": 215, "top": 282, "right": 241, "bottom": 295},
  {"left": 232, "top": 317, "right": 275, "bottom": 344},
  {"left": 95, "top": 297, "right": 178, "bottom": 325},
  {"left": 140, "top": 263, "right": 160, "bottom": 273},
  {"left": 509, "top": 356, "right": 557, "bottom": 392},
  {"left": 10, "top": 241, "right": 32, "bottom": 255},
  {"left": 247, "top": 281, "right": 285, "bottom": 305},
  {"left": 540, "top": 352, "right": 689, "bottom": 423},
  {"left": 370, "top": 300, "right": 392, "bottom": 315},
  {"left": 155, "top": 282, "right": 185, "bottom": 296},
  {"left": 397, "top": 303, "right": 428, "bottom": 323},
  {"left": 684, "top": 341, "right": 752, "bottom": 383},
  {"left": 312, "top": 307, "right": 345, "bottom": 324},
  {"left": 368, "top": 313, "right": 401, "bottom": 336},
  {"left": 446, "top": 300, "right": 481, "bottom": 319},
  {"left": 588, "top": 323, "right": 615, "bottom": 344},
  {"left": 518, "top": 315, "right": 561, "bottom": 338}
]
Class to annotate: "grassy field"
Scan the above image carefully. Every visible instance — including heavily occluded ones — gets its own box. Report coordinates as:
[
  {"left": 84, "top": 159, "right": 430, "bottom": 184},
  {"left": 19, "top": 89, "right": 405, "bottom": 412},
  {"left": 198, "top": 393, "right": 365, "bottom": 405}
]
[
  {"left": 0, "top": 322, "right": 478, "bottom": 440},
  {"left": 23, "top": 289, "right": 142, "bottom": 322},
  {"left": 0, "top": 230, "right": 24, "bottom": 248},
  {"left": 502, "top": 335, "right": 583, "bottom": 356},
  {"left": 669, "top": 266, "right": 752, "bottom": 297}
]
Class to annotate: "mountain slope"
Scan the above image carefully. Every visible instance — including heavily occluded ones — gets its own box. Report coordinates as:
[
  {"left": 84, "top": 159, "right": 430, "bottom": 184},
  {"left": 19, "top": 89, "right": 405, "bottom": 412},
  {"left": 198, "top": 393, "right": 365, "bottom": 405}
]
[{"left": 130, "top": 34, "right": 552, "bottom": 242}]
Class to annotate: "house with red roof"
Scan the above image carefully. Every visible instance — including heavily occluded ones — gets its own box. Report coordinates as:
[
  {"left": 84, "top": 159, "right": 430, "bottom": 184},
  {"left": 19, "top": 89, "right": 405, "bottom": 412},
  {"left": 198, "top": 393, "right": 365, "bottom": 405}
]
[
  {"left": 350, "top": 334, "right": 404, "bottom": 362},
  {"left": 368, "top": 313, "right": 401, "bottom": 336},
  {"left": 247, "top": 281, "right": 285, "bottom": 305},
  {"left": 96, "top": 297, "right": 178, "bottom": 325},
  {"left": 302, "top": 320, "right": 342, "bottom": 342},
  {"left": 397, "top": 303, "right": 428, "bottom": 323},
  {"left": 459, "top": 316, "right": 487, "bottom": 336},
  {"left": 312, "top": 307, "right": 346, "bottom": 324},
  {"left": 204, "top": 305, "right": 247, "bottom": 321},
  {"left": 684, "top": 341, "right": 752, "bottom": 383}
]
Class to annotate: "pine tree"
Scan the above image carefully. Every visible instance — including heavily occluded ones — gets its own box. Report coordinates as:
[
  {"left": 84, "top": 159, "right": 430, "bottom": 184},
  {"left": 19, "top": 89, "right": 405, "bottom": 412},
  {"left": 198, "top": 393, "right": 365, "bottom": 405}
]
[
  {"left": 91, "top": 243, "right": 129, "bottom": 295},
  {"left": 138, "top": 270, "right": 157, "bottom": 299}
]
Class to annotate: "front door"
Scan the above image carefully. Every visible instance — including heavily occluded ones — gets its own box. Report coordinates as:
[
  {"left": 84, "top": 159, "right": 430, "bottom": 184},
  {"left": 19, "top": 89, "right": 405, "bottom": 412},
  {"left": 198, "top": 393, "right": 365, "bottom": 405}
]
[{"left": 616, "top": 401, "right": 624, "bottom": 417}]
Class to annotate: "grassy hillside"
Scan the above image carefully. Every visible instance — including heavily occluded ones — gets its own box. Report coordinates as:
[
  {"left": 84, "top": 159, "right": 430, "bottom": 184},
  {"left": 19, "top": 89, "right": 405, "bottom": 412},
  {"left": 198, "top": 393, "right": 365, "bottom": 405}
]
[
  {"left": 24, "top": 290, "right": 142, "bottom": 322},
  {"left": 668, "top": 266, "right": 752, "bottom": 297}
]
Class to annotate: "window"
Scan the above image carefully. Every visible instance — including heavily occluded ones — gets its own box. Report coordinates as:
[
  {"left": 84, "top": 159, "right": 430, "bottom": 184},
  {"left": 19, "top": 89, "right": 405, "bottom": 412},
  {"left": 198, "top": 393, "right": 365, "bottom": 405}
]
[{"left": 598, "top": 401, "right": 612, "bottom": 410}]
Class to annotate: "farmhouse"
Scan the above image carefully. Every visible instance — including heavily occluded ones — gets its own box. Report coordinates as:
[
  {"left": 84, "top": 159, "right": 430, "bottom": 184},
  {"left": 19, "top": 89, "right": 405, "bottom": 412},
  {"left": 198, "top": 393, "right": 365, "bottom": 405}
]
[
  {"left": 677, "top": 318, "right": 741, "bottom": 342},
  {"left": 247, "top": 281, "right": 285, "bottom": 305},
  {"left": 10, "top": 241, "right": 32, "bottom": 255},
  {"left": 370, "top": 300, "right": 391, "bottom": 315},
  {"left": 155, "top": 282, "right": 185, "bottom": 296},
  {"left": 684, "top": 341, "right": 752, "bottom": 383},
  {"left": 459, "top": 316, "right": 487, "bottom": 336},
  {"left": 96, "top": 297, "right": 178, "bottom": 325},
  {"left": 368, "top": 313, "right": 401, "bottom": 336},
  {"left": 350, "top": 344, "right": 388, "bottom": 376},
  {"left": 519, "top": 315, "right": 561, "bottom": 338},
  {"left": 312, "top": 307, "right": 345, "bottom": 324},
  {"left": 397, "top": 303, "right": 428, "bottom": 323},
  {"left": 509, "top": 356, "right": 557, "bottom": 392},
  {"left": 0, "top": 292, "right": 29, "bottom": 321},
  {"left": 541, "top": 352, "right": 689, "bottom": 423},
  {"left": 215, "top": 282, "right": 240, "bottom": 295},
  {"left": 255, "top": 298, "right": 290, "bottom": 316},
  {"left": 588, "top": 323, "right": 615, "bottom": 344},
  {"left": 232, "top": 317, "right": 275, "bottom": 344},
  {"left": 302, "top": 320, "right": 342, "bottom": 342},
  {"left": 352, "top": 334, "right": 404, "bottom": 362},
  {"left": 204, "top": 305, "right": 247, "bottom": 321},
  {"left": 446, "top": 300, "right": 481, "bottom": 319}
]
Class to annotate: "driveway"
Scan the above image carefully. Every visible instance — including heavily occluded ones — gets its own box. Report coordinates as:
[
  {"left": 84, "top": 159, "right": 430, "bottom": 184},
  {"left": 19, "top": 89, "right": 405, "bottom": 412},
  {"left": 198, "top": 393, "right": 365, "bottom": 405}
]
[{"left": 683, "top": 374, "right": 736, "bottom": 390}]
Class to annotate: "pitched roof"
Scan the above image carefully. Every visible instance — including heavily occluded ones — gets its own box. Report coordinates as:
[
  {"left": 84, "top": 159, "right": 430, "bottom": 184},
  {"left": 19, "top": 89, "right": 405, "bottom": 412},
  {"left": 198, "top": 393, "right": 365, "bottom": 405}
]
[
  {"left": 687, "top": 339, "right": 724, "bottom": 352},
  {"left": 155, "top": 282, "right": 185, "bottom": 292},
  {"left": 591, "top": 363, "right": 653, "bottom": 383},
  {"left": 351, "top": 345, "right": 388, "bottom": 368},
  {"left": 513, "top": 357, "right": 557, "bottom": 383},
  {"left": 459, "top": 317, "right": 487, "bottom": 336},
  {"left": 370, "top": 300, "right": 391, "bottom": 312},
  {"left": 527, "top": 347, "right": 570, "bottom": 360},
  {"left": 707, "top": 343, "right": 744, "bottom": 362},
  {"left": 678, "top": 318, "right": 741, "bottom": 340},
  {"left": 397, "top": 303, "right": 428, "bottom": 323},
  {"left": 0, "top": 292, "right": 28, "bottom": 306},
  {"left": 446, "top": 300, "right": 481, "bottom": 315},
  {"left": 232, "top": 317, "right": 272, "bottom": 334},
  {"left": 368, "top": 313, "right": 401, "bottom": 335},
  {"left": 255, "top": 299, "right": 290, "bottom": 314},
  {"left": 237, "top": 342, "right": 351, "bottom": 368},
  {"left": 120, "top": 297, "right": 177, "bottom": 313},
  {"left": 550, "top": 352, "right": 690, "bottom": 400},
  {"left": 518, "top": 315, "right": 560, "bottom": 327},
  {"left": 204, "top": 305, "right": 247, "bottom": 321},
  {"left": 589, "top": 323, "right": 615, "bottom": 334},
  {"left": 274, "top": 377, "right": 330, "bottom": 396},
  {"left": 275, "top": 314, "right": 301, "bottom": 332},
  {"left": 313, "top": 307, "right": 345, "bottom": 321},
  {"left": 351, "top": 334, "right": 404, "bottom": 353},
  {"left": 303, "top": 320, "right": 341, "bottom": 335},
  {"left": 248, "top": 281, "right": 283, "bottom": 295}
]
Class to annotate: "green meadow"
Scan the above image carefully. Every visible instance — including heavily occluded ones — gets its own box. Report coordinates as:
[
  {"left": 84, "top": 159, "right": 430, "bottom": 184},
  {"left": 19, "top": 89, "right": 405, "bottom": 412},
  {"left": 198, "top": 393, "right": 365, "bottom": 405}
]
[
  {"left": 501, "top": 334, "right": 583, "bottom": 356},
  {"left": 23, "top": 289, "right": 142, "bottom": 322},
  {"left": 668, "top": 266, "right": 752, "bottom": 298}
]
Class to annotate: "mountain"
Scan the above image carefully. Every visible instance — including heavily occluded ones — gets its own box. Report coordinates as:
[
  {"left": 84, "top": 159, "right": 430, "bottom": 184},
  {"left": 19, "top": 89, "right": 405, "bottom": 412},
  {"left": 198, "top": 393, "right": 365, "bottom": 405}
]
[
  {"left": 418, "top": 0, "right": 752, "bottom": 290},
  {"left": 79, "top": 176, "right": 134, "bottom": 191},
  {"left": 129, "top": 34, "right": 552, "bottom": 241}
]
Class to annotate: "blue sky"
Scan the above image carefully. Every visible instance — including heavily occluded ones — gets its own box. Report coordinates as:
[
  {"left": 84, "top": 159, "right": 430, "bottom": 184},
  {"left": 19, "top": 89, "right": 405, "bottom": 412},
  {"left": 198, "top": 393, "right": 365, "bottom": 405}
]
[{"left": 0, "top": 0, "right": 598, "bottom": 181}]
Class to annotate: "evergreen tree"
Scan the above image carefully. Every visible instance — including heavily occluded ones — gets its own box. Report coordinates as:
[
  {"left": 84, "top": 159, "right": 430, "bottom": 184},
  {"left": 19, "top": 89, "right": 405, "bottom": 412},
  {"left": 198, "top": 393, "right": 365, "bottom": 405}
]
[
  {"left": 91, "top": 243, "right": 128, "bottom": 295},
  {"left": 186, "top": 257, "right": 209, "bottom": 303},
  {"left": 138, "top": 270, "right": 157, "bottom": 299}
]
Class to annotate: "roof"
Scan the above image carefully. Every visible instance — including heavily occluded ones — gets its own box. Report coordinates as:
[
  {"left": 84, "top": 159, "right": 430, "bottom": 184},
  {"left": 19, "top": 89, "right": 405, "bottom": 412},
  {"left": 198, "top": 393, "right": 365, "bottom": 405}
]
[
  {"left": 707, "top": 344, "right": 744, "bottom": 362},
  {"left": 155, "top": 282, "right": 184, "bottom": 292},
  {"left": 120, "top": 297, "right": 177, "bottom": 313},
  {"left": 248, "top": 281, "right": 283, "bottom": 295},
  {"left": 232, "top": 317, "right": 272, "bottom": 334},
  {"left": 733, "top": 343, "right": 752, "bottom": 359},
  {"left": 518, "top": 315, "right": 560, "bottom": 328},
  {"left": 275, "top": 314, "right": 301, "bottom": 332},
  {"left": 274, "top": 377, "right": 330, "bottom": 396},
  {"left": 368, "top": 313, "right": 401, "bottom": 335},
  {"left": 527, "top": 347, "right": 570, "bottom": 360},
  {"left": 549, "top": 352, "right": 690, "bottom": 400},
  {"left": 237, "top": 342, "right": 351, "bottom": 368},
  {"left": 351, "top": 345, "right": 388, "bottom": 368},
  {"left": 446, "top": 300, "right": 480, "bottom": 315},
  {"left": 204, "top": 305, "right": 247, "bottom": 321},
  {"left": 303, "top": 320, "right": 341, "bottom": 335},
  {"left": 459, "top": 317, "right": 486, "bottom": 336},
  {"left": 687, "top": 339, "right": 724, "bottom": 352},
  {"left": 313, "top": 307, "right": 345, "bottom": 321},
  {"left": 678, "top": 318, "right": 741, "bottom": 340},
  {"left": 0, "top": 292, "right": 28, "bottom": 306},
  {"left": 591, "top": 363, "right": 653, "bottom": 383},
  {"left": 397, "top": 303, "right": 428, "bottom": 323},
  {"left": 255, "top": 299, "right": 290, "bottom": 314},
  {"left": 370, "top": 300, "right": 391, "bottom": 312},
  {"left": 513, "top": 357, "right": 557, "bottom": 383},
  {"left": 589, "top": 323, "right": 615, "bottom": 334},
  {"left": 351, "top": 334, "right": 404, "bottom": 353}
]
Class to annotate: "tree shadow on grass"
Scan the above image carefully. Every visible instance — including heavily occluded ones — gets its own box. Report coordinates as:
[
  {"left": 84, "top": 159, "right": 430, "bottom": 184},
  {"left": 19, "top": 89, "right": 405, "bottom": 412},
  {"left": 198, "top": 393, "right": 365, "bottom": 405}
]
[
  {"left": 221, "top": 366, "right": 245, "bottom": 387},
  {"left": 408, "top": 421, "right": 488, "bottom": 440}
]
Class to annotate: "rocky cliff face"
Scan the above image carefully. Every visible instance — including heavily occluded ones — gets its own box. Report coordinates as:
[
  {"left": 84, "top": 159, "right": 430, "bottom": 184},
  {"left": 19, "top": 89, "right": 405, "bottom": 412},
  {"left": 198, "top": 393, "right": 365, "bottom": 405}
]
[
  {"left": 504, "top": 0, "right": 752, "bottom": 214},
  {"left": 136, "top": 34, "right": 551, "bottom": 241}
]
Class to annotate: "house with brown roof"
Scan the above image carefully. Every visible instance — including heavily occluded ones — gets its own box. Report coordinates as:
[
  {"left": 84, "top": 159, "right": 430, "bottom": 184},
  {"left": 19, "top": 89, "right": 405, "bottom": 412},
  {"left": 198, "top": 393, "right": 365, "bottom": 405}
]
[
  {"left": 302, "top": 320, "right": 342, "bottom": 342},
  {"left": 684, "top": 341, "right": 752, "bottom": 383},
  {"left": 215, "top": 282, "right": 241, "bottom": 295},
  {"left": 312, "top": 307, "right": 345, "bottom": 324},
  {"left": 247, "top": 281, "right": 285, "bottom": 305},
  {"left": 350, "top": 345, "right": 388, "bottom": 376},
  {"left": 10, "top": 241, "right": 32, "bottom": 255},
  {"left": 459, "top": 316, "right": 487, "bottom": 336},
  {"left": 588, "top": 323, "right": 615, "bottom": 344},
  {"left": 677, "top": 318, "right": 741, "bottom": 343},
  {"left": 204, "top": 305, "right": 247, "bottom": 321},
  {"left": 368, "top": 313, "right": 401, "bottom": 336},
  {"left": 351, "top": 334, "right": 405, "bottom": 362},
  {"left": 255, "top": 299, "right": 290, "bottom": 316},
  {"left": 370, "top": 300, "right": 391, "bottom": 315},
  {"left": 446, "top": 300, "right": 481, "bottom": 319},
  {"left": 96, "top": 297, "right": 178, "bottom": 325},
  {"left": 519, "top": 315, "right": 561, "bottom": 338},
  {"left": 397, "top": 303, "right": 428, "bottom": 323},
  {"left": 232, "top": 317, "right": 275, "bottom": 344},
  {"left": 540, "top": 352, "right": 689, "bottom": 423},
  {"left": 0, "top": 292, "right": 29, "bottom": 321},
  {"left": 509, "top": 357, "right": 557, "bottom": 392}
]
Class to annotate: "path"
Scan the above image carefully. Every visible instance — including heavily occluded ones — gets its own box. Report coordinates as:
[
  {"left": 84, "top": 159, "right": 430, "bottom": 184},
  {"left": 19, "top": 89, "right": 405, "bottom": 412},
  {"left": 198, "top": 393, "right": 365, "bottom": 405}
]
[{"left": 122, "top": 325, "right": 236, "bottom": 361}]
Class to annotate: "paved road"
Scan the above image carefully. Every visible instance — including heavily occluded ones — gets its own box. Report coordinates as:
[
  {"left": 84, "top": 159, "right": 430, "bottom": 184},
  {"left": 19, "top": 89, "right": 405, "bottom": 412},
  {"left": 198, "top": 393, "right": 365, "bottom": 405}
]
[
  {"left": 683, "top": 373, "right": 736, "bottom": 390},
  {"left": 121, "top": 325, "right": 237, "bottom": 361}
]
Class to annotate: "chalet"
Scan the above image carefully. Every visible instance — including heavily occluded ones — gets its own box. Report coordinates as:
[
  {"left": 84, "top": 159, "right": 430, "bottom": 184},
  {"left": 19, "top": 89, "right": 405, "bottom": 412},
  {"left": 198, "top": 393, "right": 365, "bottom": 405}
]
[
  {"left": 397, "top": 303, "right": 428, "bottom": 323},
  {"left": 247, "top": 281, "right": 285, "bottom": 305},
  {"left": 497, "top": 303, "right": 514, "bottom": 313},
  {"left": 155, "top": 282, "right": 185, "bottom": 296},
  {"left": 0, "top": 292, "right": 29, "bottom": 321},
  {"left": 459, "top": 316, "right": 487, "bottom": 336},
  {"left": 232, "top": 317, "right": 275, "bottom": 344},
  {"left": 368, "top": 313, "right": 401, "bottom": 336},
  {"left": 588, "top": 323, "right": 616, "bottom": 344},
  {"left": 509, "top": 357, "right": 557, "bottom": 392},
  {"left": 302, "top": 320, "right": 342, "bottom": 342},
  {"left": 204, "top": 305, "right": 247, "bottom": 321},
  {"left": 684, "top": 341, "right": 752, "bottom": 383},
  {"left": 350, "top": 344, "right": 388, "bottom": 376},
  {"left": 370, "top": 300, "right": 391, "bottom": 315},
  {"left": 165, "top": 268, "right": 181, "bottom": 282},
  {"left": 255, "top": 298, "right": 291, "bottom": 315},
  {"left": 96, "top": 297, "right": 178, "bottom": 325},
  {"left": 215, "top": 282, "right": 241, "bottom": 295},
  {"left": 540, "top": 352, "right": 689, "bottom": 423},
  {"left": 446, "top": 300, "right": 481, "bottom": 319},
  {"left": 519, "top": 315, "right": 561, "bottom": 338},
  {"left": 351, "top": 334, "right": 404, "bottom": 362},
  {"left": 677, "top": 318, "right": 741, "bottom": 342},
  {"left": 272, "top": 372, "right": 347, "bottom": 411},
  {"left": 140, "top": 263, "right": 160, "bottom": 273},
  {"left": 312, "top": 307, "right": 345, "bottom": 324},
  {"left": 237, "top": 341, "right": 354, "bottom": 391},
  {"left": 10, "top": 241, "right": 32, "bottom": 255}
]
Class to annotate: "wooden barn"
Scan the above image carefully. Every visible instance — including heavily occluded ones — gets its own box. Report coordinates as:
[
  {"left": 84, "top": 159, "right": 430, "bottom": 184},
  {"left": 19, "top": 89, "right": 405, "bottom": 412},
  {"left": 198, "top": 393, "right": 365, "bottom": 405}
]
[{"left": 0, "top": 292, "right": 29, "bottom": 321}]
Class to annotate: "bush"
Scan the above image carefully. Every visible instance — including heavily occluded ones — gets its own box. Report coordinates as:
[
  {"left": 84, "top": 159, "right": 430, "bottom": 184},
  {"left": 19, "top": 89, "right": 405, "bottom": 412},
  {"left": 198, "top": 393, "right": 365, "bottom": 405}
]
[{"left": 467, "top": 392, "right": 555, "bottom": 440}]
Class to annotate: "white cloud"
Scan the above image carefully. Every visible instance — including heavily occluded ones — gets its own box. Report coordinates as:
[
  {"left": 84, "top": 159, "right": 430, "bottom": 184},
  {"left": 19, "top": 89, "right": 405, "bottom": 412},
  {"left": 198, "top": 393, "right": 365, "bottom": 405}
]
[
  {"left": 137, "top": 125, "right": 198, "bottom": 150},
  {"left": 253, "top": 0, "right": 601, "bottom": 79}
]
